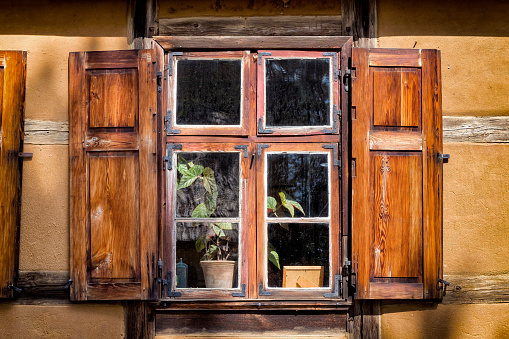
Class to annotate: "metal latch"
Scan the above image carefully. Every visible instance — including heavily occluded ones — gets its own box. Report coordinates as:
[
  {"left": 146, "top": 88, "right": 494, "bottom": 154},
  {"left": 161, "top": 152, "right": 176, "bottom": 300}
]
[
  {"left": 18, "top": 152, "right": 33, "bottom": 158},
  {"left": 438, "top": 153, "right": 450, "bottom": 163},
  {"left": 438, "top": 279, "right": 451, "bottom": 296},
  {"left": 156, "top": 71, "right": 162, "bottom": 93},
  {"left": 8, "top": 284, "right": 22, "bottom": 293},
  {"left": 343, "top": 68, "right": 351, "bottom": 92}
]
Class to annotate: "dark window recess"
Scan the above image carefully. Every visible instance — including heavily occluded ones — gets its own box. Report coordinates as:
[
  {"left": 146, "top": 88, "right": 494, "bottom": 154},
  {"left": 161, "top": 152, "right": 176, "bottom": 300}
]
[
  {"left": 265, "top": 59, "right": 331, "bottom": 127},
  {"left": 176, "top": 60, "right": 242, "bottom": 125}
]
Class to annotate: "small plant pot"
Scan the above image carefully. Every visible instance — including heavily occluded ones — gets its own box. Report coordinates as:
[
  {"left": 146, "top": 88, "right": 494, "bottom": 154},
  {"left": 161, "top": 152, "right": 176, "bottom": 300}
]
[{"left": 200, "top": 260, "right": 235, "bottom": 288}]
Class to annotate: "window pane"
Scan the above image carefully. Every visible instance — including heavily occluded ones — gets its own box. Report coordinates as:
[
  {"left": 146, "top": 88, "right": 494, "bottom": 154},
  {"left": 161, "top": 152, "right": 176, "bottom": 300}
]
[
  {"left": 267, "top": 153, "right": 329, "bottom": 218},
  {"left": 176, "top": 222, "right": 239, "bottom": 289},
  {"left": 176, "top": 152, "right": 240, "bottom": 218},
  {"left": 265, "top": 59, "right": 330, "bottom": 127},
  {"left": 176, "top": 60, "right": 241, "bottom": 125},
  {"left": 267, "top": 223, "right": 329, "bottom": 288}
]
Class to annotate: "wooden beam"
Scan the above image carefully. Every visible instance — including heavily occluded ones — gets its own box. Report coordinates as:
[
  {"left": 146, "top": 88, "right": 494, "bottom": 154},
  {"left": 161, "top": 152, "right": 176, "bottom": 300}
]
[
  {"left": 441, "top": 274, "right": 509, "bottom": 304},
  {"left": 24, "top": 119, "right": 68, "bottom": 145},
  {"left": 348, "top": 300, "right": 380, "bottom": 339},
  {"left": 158, "top": 16, "right": 342, "bottom": 36},
  {"left": 341, "top": 0, "right": 377, "bottom": 48},
  {"left": 128, "top": 0, "right": 158, "bottom": 49},
  {"left": 153, "top": 35, "right": 352, "bottom": 50},
  {"left": 443, "top": 116, "right": 509, "bottom": 143},
  {"left": 124, "top": 301, "right": 155, "bottom": 339}
]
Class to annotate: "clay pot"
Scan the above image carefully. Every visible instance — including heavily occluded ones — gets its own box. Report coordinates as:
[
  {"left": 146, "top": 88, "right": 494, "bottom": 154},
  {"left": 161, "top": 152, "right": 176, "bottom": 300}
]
[{"left": 200, "top": 260, "right": 235, "bottom": 288}]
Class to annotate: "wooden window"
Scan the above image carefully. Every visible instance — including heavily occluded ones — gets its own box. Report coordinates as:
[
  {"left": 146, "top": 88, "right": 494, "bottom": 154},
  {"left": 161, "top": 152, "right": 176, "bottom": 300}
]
[{"left": 0, "top": 51, "right": 26, "bottom": 298}]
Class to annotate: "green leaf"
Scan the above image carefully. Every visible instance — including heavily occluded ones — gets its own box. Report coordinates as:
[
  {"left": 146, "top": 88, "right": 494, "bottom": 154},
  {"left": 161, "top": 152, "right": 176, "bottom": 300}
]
[
  {"left": 195, "top": 235, "right": 207, "bottom": 252},
  {"left": 212, "top": 224, "right": 226, "bottom": 238},
  {"left": 215, "top": 222, "right": 233, "bottom": 230},
  {"left": 191, "top": 203, "right": 212, "bottom": 218},
  {"left": 176, "top": 157, "right": 189, "bottom": 175},
  {"left": 285, "top": 194, "right": 305, "bottom": 216},
  {"left": 177, "top": 165, "right": 204, "bottom": 190},
  {"left": 267, "top": 242, "right": 280, "bottom": 270},
  {"left": 267, "top": 196, "right": 277, "bottom": 214},
  {"left": 202, "top": 167, "right": 218, "bottom": 200},
  {"left": 279, "top": 192, "right": 294, "bottom": 217}
]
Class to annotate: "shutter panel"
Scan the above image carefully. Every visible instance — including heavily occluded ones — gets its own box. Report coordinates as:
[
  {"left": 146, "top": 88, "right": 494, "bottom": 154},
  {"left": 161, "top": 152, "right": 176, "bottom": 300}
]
[
  {"left": 351, "top": 48, "right": 442, "bottom": 299},
  {"left": 69, "top": 50, "right": 160, "bottom": 300},
  {"left": 0, "top": 51, "right": 26, "bottom": 298}
]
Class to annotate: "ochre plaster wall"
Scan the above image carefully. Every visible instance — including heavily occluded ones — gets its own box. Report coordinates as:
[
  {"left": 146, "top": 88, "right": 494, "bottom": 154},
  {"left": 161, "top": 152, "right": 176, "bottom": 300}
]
[
  {"left": 0, "top": 1, "right": 128, "bottom": 337},
  {"left": 378, "top": 1, "right": 509, "bottom": 337}
]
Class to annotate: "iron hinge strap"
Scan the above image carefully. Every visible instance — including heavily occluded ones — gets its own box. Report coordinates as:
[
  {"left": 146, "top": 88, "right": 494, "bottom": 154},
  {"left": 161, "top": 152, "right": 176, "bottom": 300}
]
[
  {"left": 322, "top": 144, "right": 341, "bottom": 168},
  {"left": 234, "top": 145, "right": 248, "bottom": 158},
  {"left": 258, "top": 52, "right": 272, "bottom": 65},
  {"left": 232, "top": 283, "right": 246, "bottom": 297},
  {"left": 258, "top": 118, "right": 274, "bottom": 134},
  {"left": 163, "top": 271, "right": 182, "bottom": 297},
  {"left": 163, "top": 143, "right": 182, "bottom": 170},
  {"left": 323, "top": 52, "right": 339, "bottom": 81},
  {"left": 322, "top": 104, "right": 341, "bottom": 134},
  {"left": 257, "top": 144, "right": 270, "bottom": 156},
  {"left": 324, "top": 274, "right": 342, "bottom": 298},
  {"left": 165, "top": 52, "right": 184, "bottom": 78},
  {"left": 165, "top": 110, "right": 181, "bottom": 134},
  {"left": 259, "top": 282, "right": 271, "bottom": 296}
]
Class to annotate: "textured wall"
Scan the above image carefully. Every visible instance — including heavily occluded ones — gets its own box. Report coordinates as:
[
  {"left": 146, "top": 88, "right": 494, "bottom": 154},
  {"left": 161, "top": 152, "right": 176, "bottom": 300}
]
[{"left": 378, "top": 0, "right": 509, "bottom": 337}]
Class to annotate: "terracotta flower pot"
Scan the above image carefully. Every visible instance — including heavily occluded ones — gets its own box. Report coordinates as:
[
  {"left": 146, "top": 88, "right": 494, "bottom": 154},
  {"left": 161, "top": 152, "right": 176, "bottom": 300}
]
[{"left": 200, "top": 260, "right": 235, "bottom": 288}]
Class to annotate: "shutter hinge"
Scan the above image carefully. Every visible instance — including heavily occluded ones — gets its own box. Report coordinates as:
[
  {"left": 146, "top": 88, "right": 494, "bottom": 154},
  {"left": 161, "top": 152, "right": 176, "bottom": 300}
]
[
  {"left": 322, "top": 104, "right": 341, "bottom": 134},
  {"left": 259, "top": 282, "right": 271, "bottom": 296},
  {"left": 258, "top": 118, "right": 274, "bottom": 134},
  {"left": 234, "top": 145, "right": 248, "bottom": 158},
  {"left": 343, "top": 68, "right": 351, "bottom": 92},
  {"left": 165, "top": 110, "right": 181, "bottom": 134},
  {"left": 161, "top": 271, "right": 182, "bottom": 298},
  {"left": 323, "top": 52, "right": 339, "bottom": 81},
  {"left": 257, "top": 144, "right": 270, "bottom": 156},
  {"left": 163, "top": 143, "right": 182, "bottom": 170},
  {"left": 156, "top": 71, "right": 162, "bottom": 93},
  {"left": 324, "top": 274, "right": 342, "bottom": 298},
  {"left": 165, "top": 52, "right": 184, "bottom": 78},
  {"left": 232, "top": 283, "right": 246, "bottom": 297},
  {"left": 322, "top": 144, "right": 341, "bottom": 169}
]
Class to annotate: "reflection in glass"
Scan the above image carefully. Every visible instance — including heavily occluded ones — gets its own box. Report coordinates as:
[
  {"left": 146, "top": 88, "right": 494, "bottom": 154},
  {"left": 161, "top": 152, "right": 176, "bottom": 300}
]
[
  {"left": 267, "top": 153, "right": 329, "bottom": 218},
  {"left": 176, "top": 222, "right": 239, "bottom": 289},
  {"left": 176, "top": 59, "right": 241, "bottom": 125},
  {"left": 176, "top": 152, "right": 240, "bottom": 218},
  {"left": 267, "top": 223, "right": 329, "bottom": 288},
  {"left": 265, "top": 58, "right": 331, "bottom": 127}
]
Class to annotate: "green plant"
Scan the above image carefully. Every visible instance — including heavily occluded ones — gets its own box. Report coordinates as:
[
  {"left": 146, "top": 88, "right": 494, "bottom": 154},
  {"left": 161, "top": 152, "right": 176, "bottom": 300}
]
[
  {"left": 176, "top": 155, "right": 234, "bottom": 261},
  {"left": 266, "top": 192, "right": 305, "bottom": 269}
]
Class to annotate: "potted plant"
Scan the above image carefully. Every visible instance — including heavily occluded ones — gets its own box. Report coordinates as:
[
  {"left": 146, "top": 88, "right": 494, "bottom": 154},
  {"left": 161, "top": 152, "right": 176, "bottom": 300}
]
[{"left": 176, "top": 155, "right": 237, "bottom": 288}]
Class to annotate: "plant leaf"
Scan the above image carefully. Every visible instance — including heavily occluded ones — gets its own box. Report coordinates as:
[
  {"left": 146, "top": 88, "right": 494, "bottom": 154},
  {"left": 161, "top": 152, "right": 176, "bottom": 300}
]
[
  {"left": 202, "top": 167, "right": 218, "bottom": 200},
  {"left": 267, "top": 196, "right": 277, "bottom": 215},
  {"left": 176, "top": 156, "right": 189, "bottom": 175},
  {"left": 285, "top": 194, "right": 305, "bottom": 216},
  {"left": 212, "top": 224, "right": 226, "bottom": 238},
  {"left": 177, "top": 165, "right": 204, "bottom": 190},
  {"left": 267, "top": 242, "right": 280, "bottom": 270},
  {"left": 195, "top": 235, "right": 206, "bottom": 252},
  {"left": 191, "top": 203, "right": 212, "bottom": 218},
  {"left": 215, "top": 222, "right": 233, "bottom": 230},
  {"left": 279, "top": 192, "right": 294, "bottom": 217}
]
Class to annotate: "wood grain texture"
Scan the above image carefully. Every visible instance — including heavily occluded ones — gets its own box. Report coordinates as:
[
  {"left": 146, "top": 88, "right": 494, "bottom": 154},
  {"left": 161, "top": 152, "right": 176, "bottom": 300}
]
[
  {"left": 443, "top": 116, "right": 509, "bottom": 143},
  {"left": 441, "top": 274, "right": 509, "bottom": 304},
  {"left": 369, "top": 49, "right": 422, "bottom": 67},
  {"left": 154, "top": 36, "right": 352, "bottom": 50},
  {"left": 341, "top": 0, "right": 377, "bottom": 48},
  {"left": 159, "top": 16, "right": 342, "bottom": 36},
  {"left": 0, "top": 51, "right": 26, "bottom": 298},
  {"left": 369, "top": 131, "right": 422, "bottom": 151},
  {"left": 24, "top": 119, "right": 68, "bottom": 145}
]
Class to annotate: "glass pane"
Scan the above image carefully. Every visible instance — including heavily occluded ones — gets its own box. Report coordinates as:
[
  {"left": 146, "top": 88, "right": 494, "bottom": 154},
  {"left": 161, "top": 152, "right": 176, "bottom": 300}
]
[
  {"left": 265, "top": 58, "right": 331, "bottom": 127},
  {"left": 176, "top": 59, "right": 241, "bottom": 125},
  {"left": 176, "top": 222, "right": 239, "bottom": 289},
  {"left": 267, "top": 223, "right": 329, "bottom": 288},
  {"left": 267, "top": 153, "right": 329, "bottom": 218},
  {"left": 176, "top": 152, "right": 240, "bottom": 218}
]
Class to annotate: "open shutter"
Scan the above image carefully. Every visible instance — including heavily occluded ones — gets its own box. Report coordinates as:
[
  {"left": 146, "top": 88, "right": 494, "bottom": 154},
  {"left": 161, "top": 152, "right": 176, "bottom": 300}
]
[
  {"left": 351, "top": 48, "right": 442, "bottom": 299},
  {"left": 69, "top": 50, "right": 160, "bottom": 300},
  {"left": 0, "top": 51, "right": 26, "bottom": 298}
]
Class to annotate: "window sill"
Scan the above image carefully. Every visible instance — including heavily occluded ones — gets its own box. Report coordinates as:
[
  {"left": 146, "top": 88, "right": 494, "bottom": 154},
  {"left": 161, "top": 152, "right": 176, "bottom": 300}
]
[{"left": 154, "top": 299, "right": 352, "bottom": 311}]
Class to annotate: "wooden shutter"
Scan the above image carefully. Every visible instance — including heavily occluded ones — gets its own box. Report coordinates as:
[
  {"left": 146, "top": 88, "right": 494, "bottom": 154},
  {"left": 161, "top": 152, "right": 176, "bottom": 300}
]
[
  {"left": 69, "top": 50, "right": 160, "bottom": 300},
  {"left": 0, "top": 51, "right": 26, "bottom": 298},
  {"left": 351, "top": 48, "right": 443, "bottom": 299}
]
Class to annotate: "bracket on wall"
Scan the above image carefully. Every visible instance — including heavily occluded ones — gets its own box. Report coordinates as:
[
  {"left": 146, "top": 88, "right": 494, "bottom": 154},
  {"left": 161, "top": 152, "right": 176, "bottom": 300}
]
[
  {"left": 322, "top": 105, "right": 341, "bottom": 134},
  {"left": 163, "top": 143, "right": 182, "bottom": 170},
  {"left": 259, "top": 282, "right": 271, "bottom": 296},
  {"left": 258, "top": 118, "right": 274, "bottom": 134},
  {"left": 323, "top": 52, "right": 339, "bottom": 81},
  {"left": 165, "top": 51, "right": 183, "bottom": 78},
  {"left": 164, "top": 110, "right": 181, "bottom": 134},
  {"left": 234, "top": 145, "right": 248, "bottom": 158},
  {"left": 324, "top": 274, "right": 342, "bottom": 298},
  {"left": 258, "top": 52, "right": 272, "bottom": 65},
  {"left": 322, "top": 144, "right": 341, "bottom": 168},
  {"left": 257, "top": 144, "right": 270, "bottom": 156},
  {"left": 232, "top": 283, "right": 246, "bottom": 297}
]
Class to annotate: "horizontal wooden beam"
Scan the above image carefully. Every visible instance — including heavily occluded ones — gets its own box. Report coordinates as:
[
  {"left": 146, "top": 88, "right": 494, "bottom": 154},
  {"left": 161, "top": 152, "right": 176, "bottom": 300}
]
[
  {"left": 441, "top": 273, "right": 509, "bottom": 304},
  {"left": 443, "top": 116, "right": 509, "bottom": 143},
  {"left": 24, "top": 119, "right": 69, "bottom": 145},
  {"left": 158, "top": 16, "right": 342, "bottom": 37},
  {"left": 11, "top": 271, "right": 71, "bottom": 304},
  {"left": 154, "top": 35, "right": 351, "bottom": 50}
]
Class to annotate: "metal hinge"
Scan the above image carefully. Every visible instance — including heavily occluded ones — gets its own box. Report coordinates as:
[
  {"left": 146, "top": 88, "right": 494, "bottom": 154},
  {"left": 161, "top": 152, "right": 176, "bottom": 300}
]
[
  {"left": 324, "top": 274, "right": 342, "bottom": 298},
  {"left": 438, "top": 279, "right": 451, "bottom": 296},
  {"left": 322, "top": 144, "right": 341, "bottom": 168},
  {"left": 156, "top": 71, "right": 163, "bottom": 93},
  {"left": 164, "top": 271, "right": 182, "bottom": 297},
  {"left": 322, "top": 104, "right": 341, "bottom": 134},
  {"left": 7, "top": 284, "right": 22, "bottom": 293},
  {"left": 259, "top": 282, "right": 271, "bottom": 296},
  {"left": 323, "top": 52, "right": 339, "bottom": 81},
  {"left": 257, "top": 144, "right": 270, "bottom": 156},
  {"left": 165, "top": 52, "right": 183, "bottom": 78},
  {"left": 163, "top": 144, "right": 182, "bottom": 170},
  {"left": 258, "top": 52, "right": 272, "bottom": 65},
  {"left": 18, "top": 152, "right": 33, "bottom": 158},
  {"left": 164, "top": 110, "right": 181, "bottom": 134},
  {"left": 343, "top": 68, "right": 351, "bottom": 92},
  {"left": 234, "top": 145, "right": 248, "bottom": 158},
  {"left": 258, "top": 118, "right": 274, "bottom": 134},
  {"left": 232, "top": 283, "right": 246, "bottom": 297}
]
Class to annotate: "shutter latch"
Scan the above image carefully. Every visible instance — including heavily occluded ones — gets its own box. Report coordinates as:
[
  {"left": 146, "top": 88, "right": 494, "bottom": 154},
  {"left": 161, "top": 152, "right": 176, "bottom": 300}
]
[
  {"left": 7, "top": 284, "right": 22, "bottom": 293},
  {"left": 438, "top": 279, "right": 451, "bottom": 296},
  {"left": 438, "top": 153, "right": 450, "bottom": 163},
  {"left": 343, "top": 68, "right": 351, "bottom": 92}
]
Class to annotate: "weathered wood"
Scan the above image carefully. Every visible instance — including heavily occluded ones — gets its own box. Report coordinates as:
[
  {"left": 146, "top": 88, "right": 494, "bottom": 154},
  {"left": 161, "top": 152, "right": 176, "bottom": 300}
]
[
  {"left": 342, "top": 0, "right": 377, "bottom": 48},
  {"left": 24, "top": 119, "right": 68, "bottom": 145},
  {"left": 128, "top": 0, "right": 158, "bottom": 48},
  {"left": 443, "top": 116, "right": 509, "bottom": 143},
  {"left": 369, "top": 131, "right": 422, "bottom": 151},
  {"left": 154, "top": 36, "right": 352, "bottom": 50},
  {"left": 156, "top": 312, "right": 347, "bottom": 337},
  {"left": 159, "top": 16, "right": 342, "bottom": 36},
  {"left": 156, "top": 300, "right": 351, "bottom": 311},
  {"left": 15, "top": 271, "right": 70, "bottom": 300},
  {"left": 124, "top": 301, "right": 156, "bottom": 339},
  {"left": 348, "top": 300, "right": 380, "bottom": 339},
  {"left": 441, "top": 274, "right": 509, "bottom": 304},
  {"left": 0, "top": 51, "right": 26, "bottom": 298}
]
